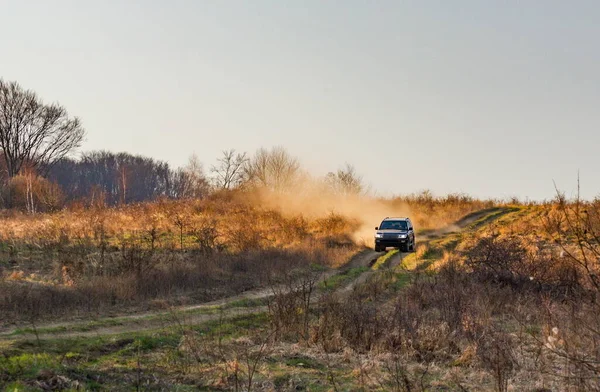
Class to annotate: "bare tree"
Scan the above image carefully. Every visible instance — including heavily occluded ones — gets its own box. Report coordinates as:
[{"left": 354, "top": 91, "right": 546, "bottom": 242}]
[
  {"left": 49, "top": 151, "right": 175, "bottom": 205},
  {"left": 0, "top": 79, "right": 85, "bottom": 177},
  {"left": 211, "top": 149, "right": 248, "bottom": 190},
  {"left": 173, "top": 154, "right": 210, "bottom": 198},
  {"left": 245, "top": 146, "right": 300, "bottom": 192},
  {"left": 325, "top": 163, "right": 365, "bottom": 196}
]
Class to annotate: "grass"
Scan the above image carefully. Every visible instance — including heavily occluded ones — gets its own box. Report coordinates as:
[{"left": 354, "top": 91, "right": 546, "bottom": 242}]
[
  {"left": 0, "top": 312, "right": 276, "bottom": 390},
  {"left": 0, "top": 353, "right": 60, "bottom": 378},
  {"left": 391, "top": 271, "right": 413, "bottom": 290},
  {"left": 466, "top": 206, "right": 521, "bottom": 230},
  {"left": 221, "top": 297, "right": 269, "bottom": 309},
  {"left": 318, "top": 266, "right": 369, "bottom": 291},
  {"left": 284, "top": 355, "right": 326, "bottom": 370},
  {"left": 371, "top": 249, "right": 398, "bottom": 270},
  {"left": 7, "top": 317, "right": 131, "bottom": 337}
]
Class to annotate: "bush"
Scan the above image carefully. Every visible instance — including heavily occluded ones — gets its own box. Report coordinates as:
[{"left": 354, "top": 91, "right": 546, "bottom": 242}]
[{"left": 2, "top": 174, "right": 64, "bottom": 212}]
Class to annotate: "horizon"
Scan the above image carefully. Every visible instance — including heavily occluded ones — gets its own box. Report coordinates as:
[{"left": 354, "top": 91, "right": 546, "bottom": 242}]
[{"left": 2, "top": 1, "right": 599, "bottom": 200}]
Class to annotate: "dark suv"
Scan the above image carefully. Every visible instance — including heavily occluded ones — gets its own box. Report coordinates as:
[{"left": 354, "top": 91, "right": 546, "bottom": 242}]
[{"left": 374, "top": 217, "right": 415, "bottom": 252}]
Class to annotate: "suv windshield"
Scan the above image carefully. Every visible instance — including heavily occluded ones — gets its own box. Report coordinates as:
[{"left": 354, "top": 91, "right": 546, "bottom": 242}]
[{"left": 379, "top": 220, "right": 408, "bottom": 230}]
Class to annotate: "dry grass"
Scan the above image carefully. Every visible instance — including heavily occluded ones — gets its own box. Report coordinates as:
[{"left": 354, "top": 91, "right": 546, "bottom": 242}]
[{"left": 0, "top": 192, "right": 367, "bottom": 325}]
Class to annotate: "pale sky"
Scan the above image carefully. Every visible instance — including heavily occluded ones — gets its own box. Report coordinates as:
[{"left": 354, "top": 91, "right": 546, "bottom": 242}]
[{"left": 2, "top": 1, "right": 599, "bottom": 200}]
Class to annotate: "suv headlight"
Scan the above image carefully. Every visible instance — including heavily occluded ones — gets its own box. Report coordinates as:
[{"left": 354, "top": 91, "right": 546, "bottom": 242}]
[
  {"left": 375, "top": 233, "right": 383, "bottom": 239},
  {"left": 397, "top": 234, "right": 407, "bottom": 239}
]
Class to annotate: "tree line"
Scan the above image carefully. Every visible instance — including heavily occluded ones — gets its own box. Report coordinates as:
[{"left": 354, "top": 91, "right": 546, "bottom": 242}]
[{"left": 0, "top": 79, "right": 364, "bottom": 212}]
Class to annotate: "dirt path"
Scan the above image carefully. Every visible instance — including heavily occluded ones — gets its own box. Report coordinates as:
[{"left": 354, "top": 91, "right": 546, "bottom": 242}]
[
  {"left": 418, "top": 207, "right": 512, "bottom": 240},
  {"left": 5, "top": 306, "right": 270, "bottom": 341},
  {"left": 0, "top": 207, "right": 516, "bottom": 342},
  {"left": 341, "top": 207, "right": 516, "bottom": 292}
]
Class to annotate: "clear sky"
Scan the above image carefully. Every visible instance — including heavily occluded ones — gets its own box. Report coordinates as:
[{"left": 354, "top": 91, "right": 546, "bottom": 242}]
[{"left": 2, "top": 1, "right": 599, "bottom": 200}]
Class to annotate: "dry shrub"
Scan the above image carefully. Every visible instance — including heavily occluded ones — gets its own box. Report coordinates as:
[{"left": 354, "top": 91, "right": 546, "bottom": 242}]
[
  {"left": 0, "top": 196, "right": 359, "bottom": 297},
  {"left": 408, "top": 204, "right": 600, "bottom": 391},
  {"left": 375, "top": 354, "right": 413, "bottom": 392},
  {"left": 311, "top": 293, "right": 346, "bottom": 353},
  {"left": 0, "top": 245, "right": 335, "bottom": 325},
  {"left": 464, "top": 234, "right": 529, "bottom": 284},
  {"left": 2, "top": 174, "right": 65, "bottom": 212},
  {"left": 536, "top": 300, "right": 600, "bottom": 391},
  {"left": 461, "top": 231, "right": 583, "bottom": 298},
  {"left": 277, "top": 215, "right": 309, "bottom": 243},
  {"left": 313, "top": 212, "right": 356, "bottom": 236},
  {"left": 312, "top": 285, "right": 460, "bottom": 358},
  {"left": 266, "top": 267, "right": 320, "bottom": 343},
  {"left": 190, "top": 217, "right": 220, "bottom": 254},
  {"left": 332, "top": 297, "right": 384, "bottom": 353},
  {"left": 309, "top": 259, "right": 517, "bottom": 368},
  {"left": 224, "top": 214, "right": 267, "bottom": 252},
  {"left": 476, "top": 332, "right": 517, "bottom": 392}
]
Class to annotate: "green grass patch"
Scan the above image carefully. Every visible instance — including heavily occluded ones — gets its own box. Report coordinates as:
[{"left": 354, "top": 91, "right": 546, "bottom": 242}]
[
  {"left": 319, "top": 266, "right": 369, "bottom": 291},
  {"left": 284, "top": 355, "right": 325, "bottom": 370},
  {"left": 0, "top": 353, "right": 60, "bottom": 378},
  {"left": 434, "top": 232, "right": 462, "bottom": 251},
  {"left": 7, "top": 316, "right": 137, "bottom": 338},
  {"left": 421, "top": 245, "right": 443, "bottom": 259},
  {"left": 197, "top": 312, "right": 270, "bottom": 339},
  {"left": 1, "top": 381, "right": 41, "bottom": 392},
  {"left": 392, "top": 272, "right": 412, "bottom": 290},
  {"left": 371, "top": 250, "right": 398, "bottom": 270},
  {"left": 221, "top": 297, "right": 268, "bottom": 309},
  {"left": 467, "top": 207, "right": 521, "bottom": 231},
  {"left": 309, "top": 262, "right": 329, "bottom": 272},
  {"left": 8, "top": 312, "right": 269, "bottom": 359},
  {"left": 398, "top": 253, "right": 417, "bottom": 270}
]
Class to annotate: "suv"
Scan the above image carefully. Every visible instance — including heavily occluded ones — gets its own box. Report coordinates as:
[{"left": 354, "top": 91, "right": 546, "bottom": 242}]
[{"left": 374, "top": 217, "right": 415, "bottom": 252}]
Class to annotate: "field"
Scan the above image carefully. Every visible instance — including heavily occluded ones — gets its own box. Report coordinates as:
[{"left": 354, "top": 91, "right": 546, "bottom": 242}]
[
  {"left": 1, "top": 192, "right": 600, "bottom": 391},
  {"left": 2, "top": 6, "right": 598, "bottom": 390}
]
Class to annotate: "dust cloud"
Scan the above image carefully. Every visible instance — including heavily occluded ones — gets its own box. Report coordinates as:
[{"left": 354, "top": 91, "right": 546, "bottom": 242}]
[{"left": 243, "top": 178, "right": 412, "bottom": 247}]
